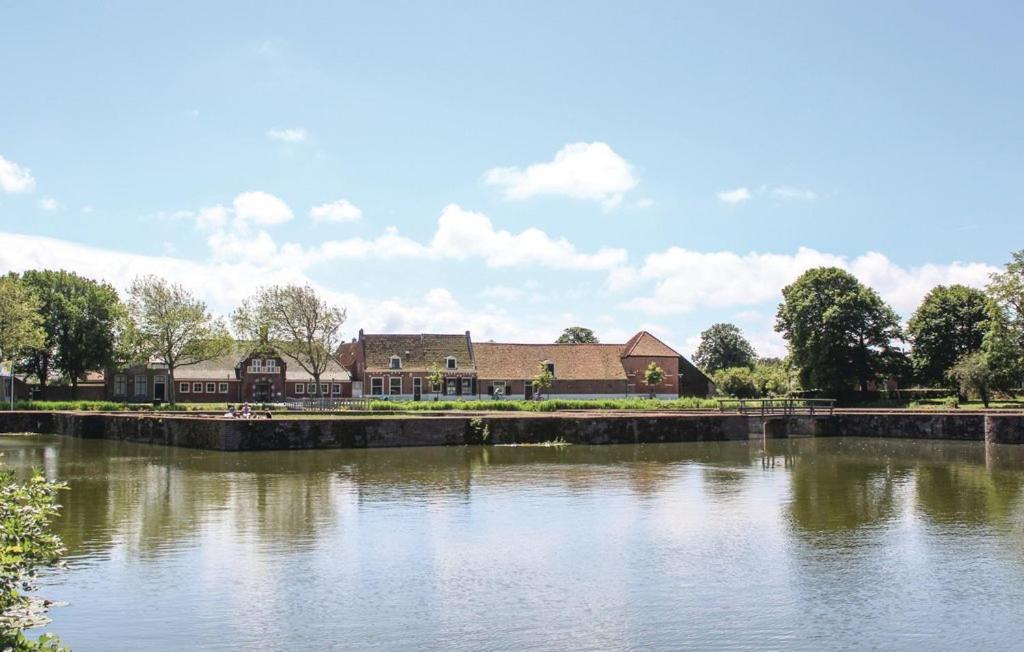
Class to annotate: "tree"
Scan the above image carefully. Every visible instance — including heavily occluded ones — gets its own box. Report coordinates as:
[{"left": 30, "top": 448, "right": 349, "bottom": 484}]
[
  {"left": 531, "top": 363, "right": 553, "bottom": 400},
  {"left": 127, "top": 276, "right": 233, "bottom": 404},
  {"left": 775, "top": 267, "right": 903, "bottom": 396},
  {"left": 555, "top": 327, "right": 599, "bottom": 344},
  {"left": 693, "top": 323, "right": 757, "bottom": 373},
  {"left": 985, "top": 250, "right": 1024, "bottom": 392},
  {"left": 0, "top": 276, "right": 43, "bottom": 404},
  {"left": 233, "top": 284, "right": 346, "bottom": 399},
  {"left": 427, "top": 362, "right": 444, "bottom": 401},
  {"left": 906, "top": 284, "right": 989, "bottom": 387},
  {"left": 19, "top": 270, "right": 123, "bottom": 392},
  {"left": 752, "top": 359, "right": 792, "bottom": 397},
  {"left": 0, "top": 459, "right": 67, "bottom": 650},
  {"left": 946, "top": 352, "right": 994, "bottom": 407},
  {"left": 712, "top": 366, "right": 759, "bottom": 398},
  {"left": 643, "top": 361, "right": 665, "bottom": 398}
]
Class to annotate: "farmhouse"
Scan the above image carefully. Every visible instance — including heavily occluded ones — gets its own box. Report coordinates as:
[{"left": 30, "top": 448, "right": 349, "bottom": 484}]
[{"left": 339, "top": 330, "right": 477, "bottom": 400}]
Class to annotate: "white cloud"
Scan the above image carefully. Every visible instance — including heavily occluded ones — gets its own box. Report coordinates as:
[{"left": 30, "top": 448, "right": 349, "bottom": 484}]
[
  {"left": 266, "top": 127, "right": 307, "bottom": 143},
  {"left": 310, "top": 199, "right": 363, "bottom": 223},
  {"left": 484, "top": 142, "right": 638, "bottom": 209},
  {"left": 615, "top": 246, "right": 998, "bottom": 316},
  {"left": 771, "top": 186, "right": 817, "bottom": 201},
  {"left": 232, "top": 191, "right": 294, "bottom": 225},
  {"left": 717, "top": 187, "right": 751, "bottom": 204},
  {"left": 39, "top": 197, "right": 59, "bottom": 211},
  {"left": 0, "top": 154, "right": 35, "bottom": 193}
]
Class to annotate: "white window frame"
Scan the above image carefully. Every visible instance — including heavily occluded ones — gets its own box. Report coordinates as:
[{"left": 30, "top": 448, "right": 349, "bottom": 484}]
[
  {"left": 331, "top": 383, "right": 341, "bottom": 395},
  {"left": 446, "top": 379, "right": 457, "bottom": 395},
  {"left": 320, "top": 383, "right": 329, "bottom": 395},
  {"left": 389, "top": 377, "right": 402, "bottom": 395},
  {"left": 446, "top": 356, "right": 457, "bottom": 370},
  {"left": 370, "top": 378, "right": 383, "bottom": 396},
  {"left": 219, "top": 382, "right": 229, "bottom": 394},
  {"left": 133, "top": 375, "right": 148, "bottom": 397},
  {"left": 114, "top": 375, "right": 127, "bottom": 396},
  {"left": 203, "top": 382, "right": 214, "bottom": 393},
  {"left": 250, "top": 359, "right": 263, "bottom": 373},
  {"left": 192, "top": 382, "right": 202, "bottom": 393},
  {"left": 295, "top": 383, "right": 305, "bottom": 395},
  {"left": 461, "top": 378, "right": 472, "bottom": 395},
  {"left": 180, "top": 382, "right": 190, "bottom": 394},
  {"left": 265, "top": 359, "right": 277, "bottom": 373},
  {"left": 389, "top": 356, "right": 401, "bottom": 370}
]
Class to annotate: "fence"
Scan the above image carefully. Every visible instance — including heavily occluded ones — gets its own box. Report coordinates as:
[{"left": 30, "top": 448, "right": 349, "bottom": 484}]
[
  {"left": 285, "top": 397, "right": 373, "bottom": 411},
  {"left": 718, "top": 398, "right": 835, "bottom": 417}
]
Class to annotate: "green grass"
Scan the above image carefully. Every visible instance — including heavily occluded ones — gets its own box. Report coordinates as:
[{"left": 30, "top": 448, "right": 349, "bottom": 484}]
[
  {"left": 367, "top": 397, "right": 720, "bottom": 412},
  {"left": 8, "top": 400, "right": 288, "bottom": 413}
]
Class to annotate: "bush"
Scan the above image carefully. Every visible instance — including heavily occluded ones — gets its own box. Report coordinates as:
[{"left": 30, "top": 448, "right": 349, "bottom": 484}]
[
  {"left": 712, "top": 367, "right": 759, "bottom": 398},
  {"left": 368, "top": 397, "right": 719, "bottom": 412}
]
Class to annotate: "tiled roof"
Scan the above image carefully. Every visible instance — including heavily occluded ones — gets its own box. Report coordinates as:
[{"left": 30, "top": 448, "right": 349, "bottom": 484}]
[
  {"left": 283, "top": 356, "right": 351, "bottom": 381},
  {"left": 474, "top": 343, "right": 628, "bottom": 380},
  {"left": 362, "top": 333, "right": 474, "bottom": 372},
  {"left": 620, "top": 331, "right": 681, "bottom": 358}
]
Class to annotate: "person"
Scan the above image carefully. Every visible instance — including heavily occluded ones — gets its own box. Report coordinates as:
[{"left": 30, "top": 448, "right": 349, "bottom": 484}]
[
  {"left": 223, "top": 405, "right": 237, "bottom": 418},
  {"left": 241, "top": 403, "right": 252, "bottom": 418},
  {"left": 264, "top": 410, "right": 273, "bottom": 419}
]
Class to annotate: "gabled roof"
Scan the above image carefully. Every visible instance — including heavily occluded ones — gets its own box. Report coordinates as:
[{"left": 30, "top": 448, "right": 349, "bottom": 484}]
[
  {"left": 361, "top": 333, "right": 474, "bottom": 372},
  {"left": 620, "top": 331, "right": 681, "bottom": 358},
  {"left": 474, "top": 343, "right": 627, "bottom": 380}
]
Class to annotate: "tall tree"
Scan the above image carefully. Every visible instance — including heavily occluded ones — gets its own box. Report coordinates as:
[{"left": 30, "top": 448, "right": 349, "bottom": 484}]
[
  {"left": 775, "top": 267, "right": 903, "bottom": 395},
  {"left": 20, "top": 270, "right": 123, "bottom": 391},
  {"left": 555, "top": 326, "right": 599, "bottom": 344},
  {"left": 0, "top": 276, "right": 43, "bottom": 403},
  {"left": 984, "top": 250, "right": 1024, "bottom": 392},
  {"left": 693, "top": 323, "right": 757, "bottom": 372},
  {"left": 127, "top": 276, "right": 233, "bottom": 404},
  {"left": 233, "top": 285, "right": 346, "bottom": 399},
  {"left": 906, "top": 284, "right": 989, "bottom": 387}
]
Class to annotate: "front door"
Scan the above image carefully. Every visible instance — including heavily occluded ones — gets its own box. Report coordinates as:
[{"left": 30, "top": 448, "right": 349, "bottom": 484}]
[
  {"left": 153, "top": 375, "right": 166, "bottom": 401},
  {"left": 524, "top": 383, "right": 533, "bottom": 400},
  {"left": 413, "top": 377, "right": 422, "bottom": 401},
  {"left": 254, "top": 380, "right": 271, "bottom": 402}
]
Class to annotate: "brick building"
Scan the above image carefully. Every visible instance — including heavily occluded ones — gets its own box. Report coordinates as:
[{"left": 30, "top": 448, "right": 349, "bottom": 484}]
[{"left": 339, "top": 330, "right": 477, "bottom": 399}]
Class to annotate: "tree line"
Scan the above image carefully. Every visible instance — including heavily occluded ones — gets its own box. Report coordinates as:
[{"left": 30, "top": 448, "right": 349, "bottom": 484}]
[
  {"left": 0, "top": 271, "right": 345, "bottom": 404},
  {"left": 691, "top": 250, "right": 1024, "bottom": 405}
]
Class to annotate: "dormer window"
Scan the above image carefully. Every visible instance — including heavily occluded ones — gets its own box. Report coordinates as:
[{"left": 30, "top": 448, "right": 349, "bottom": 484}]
[
  {"left": 390, "top": 356, "right": 401, "bottom": 370},
  {"left": 545, "top": 361, "right": 555, "bottom": 375},
  {"left": 446, "top": 356, "right": 457, "bottom": 370}
]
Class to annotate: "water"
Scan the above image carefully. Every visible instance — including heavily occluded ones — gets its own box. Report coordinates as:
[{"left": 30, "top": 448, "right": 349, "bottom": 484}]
[{"left": 3, "top": 434, "right": 1024, "bottom": 651}]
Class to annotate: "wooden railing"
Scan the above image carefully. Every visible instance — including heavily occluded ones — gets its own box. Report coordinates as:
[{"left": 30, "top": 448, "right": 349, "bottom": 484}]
[
  {"left": 718, "top": 398, "right": 835, "bottom": 417},
  {"left": 285, "top": 397, "right": 372, "bottom": 411}
]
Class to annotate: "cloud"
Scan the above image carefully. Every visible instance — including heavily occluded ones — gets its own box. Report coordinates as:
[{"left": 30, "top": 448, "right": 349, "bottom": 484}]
[
  {"left": 82, "top": 206, "right": 95, "bottom": 214},
  {"left": 266, "top": 127, "right": 307, "bottom": 143},
  {"left": 771, "top": 186, "right": 817, "bottom": 201},
  {"left": 310, "top": 199, "right": 363, "bottom": 223},
  {"left": 615, "top": 246, "right": 998, "bottom": 316},
  {"left": 232, "top": 191, "right": 294, "bottom": 225},
  {"left": 484, "top": 142, "right": 638, "bottom": 209},
  {"left": 717, "top": 187, "right": 751, "bottom": 204},
  {"left": 0, "top": 154, "right": 35, "bottom": 193},
  {"left": 39, "top": 197, "right": 59, "bottom": 211}
]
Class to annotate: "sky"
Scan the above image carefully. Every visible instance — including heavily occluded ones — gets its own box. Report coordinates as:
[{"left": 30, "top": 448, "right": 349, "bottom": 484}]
[{"left": 2, "top": 2, "right": 1022, "bottom": 358}]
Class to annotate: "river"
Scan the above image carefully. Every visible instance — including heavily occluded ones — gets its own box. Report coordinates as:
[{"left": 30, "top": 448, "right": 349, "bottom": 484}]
[{"left": 3, "top": 434, "right": 1024, "bottom": 650}]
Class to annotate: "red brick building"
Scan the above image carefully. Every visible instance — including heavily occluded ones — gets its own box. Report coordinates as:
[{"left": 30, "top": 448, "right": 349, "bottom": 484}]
[{"left": 339, "top": 330, "right": 477, "bottom": 399}]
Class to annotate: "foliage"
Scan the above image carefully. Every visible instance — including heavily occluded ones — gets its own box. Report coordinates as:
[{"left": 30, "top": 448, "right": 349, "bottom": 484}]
[
  {"left": 0, "top": 461, "right": 67, "bottom": 650},
  {"left": 555, "top": 327, "right": 599, "bottom": 344},
  {"left": 946, "top": 352, "right": 994, "bottom": 407},
  {"left": 906, "top": 284, "right": 989, "bottom": 387},
  {"left": 367, "top": 397, "right": 721, "bottom": 411},
  {"left": 712, "top": 366, "right": 758, "bottom": 398},
  {"left": 427, "top": 363, "right": 444, "bottom": 399},
  {"left": 531, "top": 363, "right": 553, "bottom": 400},
  {"left": 0, "top": 277, "right": 44, "bottom": 387},
  {"left": 19, "top": 270, "right": 124, "bottom": 391},
  {"left": 643, "top": 362, "right": 665, "bottom": 398},
  {"left": 775, "top": 267, "right": 904, "bottom": 396},
  {"left": 984, "top": 251, "right": 1024, "bottom": 393},
  {"left": 127, "top": 276, "right": 233, "bottom": 404},
  {"left": 233, "top": 285, "right": 346, "bottom": 398},
  {"left": 752, "top": 358, "right": 793, "bottom": 397},
  {"left": 692, "top": 323, "right": 757, "bottom": 373},
  {"left": 465, "top": 417, "right": 490, "bottom": 444},
  {"left": 714, "top": 359, "right": 795, "bottom": 398}
]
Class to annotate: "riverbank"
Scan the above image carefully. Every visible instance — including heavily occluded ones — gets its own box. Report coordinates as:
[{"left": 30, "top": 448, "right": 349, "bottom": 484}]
[{"left": 4, "top": 409, "right": 1024, "bottom": 450}]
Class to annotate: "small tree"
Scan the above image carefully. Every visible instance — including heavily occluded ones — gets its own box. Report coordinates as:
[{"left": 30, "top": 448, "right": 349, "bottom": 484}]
[
  {"left": 555, "top": 327, "right": 599, "bottom": 344},
  {"left": 233, "top": 284, "right": 346, "bottom": 400},
  {"left": 693, "top": 323, "right": 757, "bottom": 373},
  {"left": 127, "top": 276, "right": 233, "bottom": 404},
  {"left": 427, "top": 362, "right": 444, "bottom": 401},
  {"left": 532, "top": 363, "right": 553, "bottom": 400},
  {"left": 713, "top": 366, "right": 759, "bottom": 398},
  {"left": 0, "top": 276, "right": 44, "bottom": 405},
  {"left": 644, "top": 362, "right": 666, "bottom": 398},
  {"left": 946, "top": 352, "right": 994, "bottom": 407}
]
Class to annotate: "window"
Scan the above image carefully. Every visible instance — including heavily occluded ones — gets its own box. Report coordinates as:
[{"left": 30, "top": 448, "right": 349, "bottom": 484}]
[
  {"left": 133, "top": 375, "right": 148, "bottom": 396},
  {"left": 332, "top": 384, "right": 341, "bottom": 395},
  {"left": 180, "top": 382, "right": 190, "bottom": 394},
  {"left": 431, "top": 379, "right": 441, "bottom": 393},
  {"left": 413, "top": 378, "right": 422, "bottom": 394},
  {"left": 389, "top": 377, "right": 402, "bottom": 395},
  {"left": 295, "top": 383, "right": 305, "bottom": 395},
  {"left": 545, "top": 362, "right": 555, "bottom": 375},
  {"left": 462, "top": 378, "right": 472, "bottom": 396},
  {"left": 389, "top": 356, "right": 401, "bottom": 370},
  {"left": 265, "top": 359, "right": 277, "bottom": 372},
  {"left": 446, "top": 379, "right": 457, "bottom": 395},
  {"left": 219, "top": 383, "right": 229, "bottom": 394},
  {"left": 203, "top": 382, "right": 214, "bottom": 393},
  {"left": 251, "top": 359, "right": 263, "bottom": 373},
  {"left": 446, "top": 356, "right": 457, "bottom": 370},
  {"left": 370, "top": 378, "right": 383, "bottom": 395},
  {"left": 493, "top": 381, "right": 506, "bottom": 397},
  {"left": 320, "top": 383, "right": 329, "bottom": 395},
  {"left": 193, "top": 382, "right": 203, "bottom": 393},
  {"left": 114, "top": 375, "right": 127, "bottom": 396}
]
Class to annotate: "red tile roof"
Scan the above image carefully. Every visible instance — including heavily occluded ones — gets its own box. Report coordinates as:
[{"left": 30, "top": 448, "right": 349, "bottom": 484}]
[
  {"left": 361, "top": 333, "right": 475, "bottom": 372},
  {"left": 620, "top": 331, "right": 681, "bottom": 358},
  {"left": 475, "top": 343, "right": 628, "bottom": 380}
]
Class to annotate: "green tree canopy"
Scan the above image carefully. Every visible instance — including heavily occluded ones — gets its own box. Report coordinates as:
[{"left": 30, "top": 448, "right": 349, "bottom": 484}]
[
  {"left": 19, "top": 270, "right": 124, "bottom": 390},
  {"left": 555, "top": 326, "right": 599, "bottom": 344},
  {"left": 984, "top": 250, "right": 1024, "bottom": 392},
  {"left": 127, "top": 275, "right": 233, "bottom": 404},
  {"left": 693, "top": 323, "right": 757, "bottom": 372},
  {"left": 233, "top": 284, "right": 346, "bottom": 398},
  {"left": 775, "top": 267, "right": 904, "bottom": 395},
  {"left": 947, "top": 352, "right": 994, "bottom": 407},
  {"left": 531, "top": 363, "right": 553, "bottom": 400},
  {"left": 906, "top": 284, "right": 989, "bottom": 387},
  {"left": 0, "top": 276, "right": 43, "bottom": 396},
  {"left": 712, "top": 366, "right": 759, "bottom": 398}
]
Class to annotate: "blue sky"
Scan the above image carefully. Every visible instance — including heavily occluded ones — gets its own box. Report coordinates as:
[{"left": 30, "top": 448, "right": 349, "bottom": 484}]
[{"left": 1, "top": 2, "right": 1021, "bottom": 356}]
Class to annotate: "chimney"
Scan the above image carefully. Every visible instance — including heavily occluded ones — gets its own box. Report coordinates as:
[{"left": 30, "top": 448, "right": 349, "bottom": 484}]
[{"left": 358, "top": 328, "right": 364, "bottom": 340}]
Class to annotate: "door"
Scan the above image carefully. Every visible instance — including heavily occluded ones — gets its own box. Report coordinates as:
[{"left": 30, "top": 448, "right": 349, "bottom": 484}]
[
  {"left": 254, "top": 380, "right": 271, "bottom": 402},
  {"left": 524, "top": 383, "right": 533, "bottom": 400},
  {"left": 153, "top": 375, "right": 166, "bottom": 402},
  {"left": 413, "top": 377, "right": 422, "bottom": 401}
]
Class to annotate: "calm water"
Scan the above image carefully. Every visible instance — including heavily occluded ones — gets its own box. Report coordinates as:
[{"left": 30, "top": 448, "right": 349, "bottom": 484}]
[{"left": 3, "top": 435, "right": 1024, "bottom": 651}]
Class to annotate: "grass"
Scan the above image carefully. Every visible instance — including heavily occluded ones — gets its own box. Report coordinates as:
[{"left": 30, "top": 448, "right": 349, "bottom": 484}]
[
  {"left": 367, "top": 397, "right": 720, "bottom": 412},
  {"left": 8, "top": 400, "right": 288, "bottom": 413}
]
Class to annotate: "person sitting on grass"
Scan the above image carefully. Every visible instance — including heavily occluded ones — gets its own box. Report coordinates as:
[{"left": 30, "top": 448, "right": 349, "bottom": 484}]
[
  {"left": 224, "top": 405, "right": 237, "bottom": 418},
  {"left": 241, "top": 403, "right": 252, "bottom": 418},
  {"left": 264, "top": 410, "right": 273, "bottom": 419}
]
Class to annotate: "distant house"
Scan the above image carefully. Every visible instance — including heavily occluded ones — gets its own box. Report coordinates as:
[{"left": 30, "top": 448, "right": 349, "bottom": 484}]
[
  {"left": 339, "top": 330, "right": 476, "bottom": 399},
  {"left": 106, "top": 346, "right": 351, "bottom": 403}
]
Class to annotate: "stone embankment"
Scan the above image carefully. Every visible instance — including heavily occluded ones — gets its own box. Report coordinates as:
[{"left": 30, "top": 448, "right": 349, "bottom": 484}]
[{"left": 2, "top": 409, "right": 1024, "bottom": 451}]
